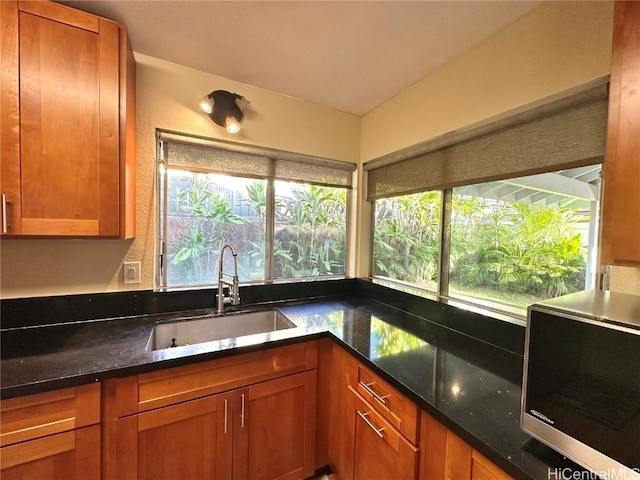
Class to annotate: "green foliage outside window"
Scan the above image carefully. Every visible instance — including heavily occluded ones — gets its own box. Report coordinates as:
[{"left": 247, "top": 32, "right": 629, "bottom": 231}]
[
  {"left": 373, "top": 191, "right": 589, "bottom": 310},
  {"left": 168, "top": 175, "right": 347, "bottom": 285}
]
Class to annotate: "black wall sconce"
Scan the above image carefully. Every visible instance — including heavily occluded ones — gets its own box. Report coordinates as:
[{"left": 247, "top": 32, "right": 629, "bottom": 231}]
[{"left": 199, "top": 90, "right": 249, "bottom": 134}]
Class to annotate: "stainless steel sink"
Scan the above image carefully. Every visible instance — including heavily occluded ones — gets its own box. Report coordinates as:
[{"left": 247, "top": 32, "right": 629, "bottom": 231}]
[{"left": 146, "top": 310, "right": 297, "bottom": 351}]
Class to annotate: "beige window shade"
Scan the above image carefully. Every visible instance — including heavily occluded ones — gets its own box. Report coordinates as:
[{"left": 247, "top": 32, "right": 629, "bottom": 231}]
[
  {"left": 159, "top": 130, "right": 356, "bottom": 188},
  {"left": 365, "top": 78, "right": 609, "bottom": 200}
]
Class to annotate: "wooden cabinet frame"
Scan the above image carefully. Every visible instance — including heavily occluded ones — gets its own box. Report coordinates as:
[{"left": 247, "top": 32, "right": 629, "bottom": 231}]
[{"left": 0, "top": 0, "right": 135, "bottom": 238}]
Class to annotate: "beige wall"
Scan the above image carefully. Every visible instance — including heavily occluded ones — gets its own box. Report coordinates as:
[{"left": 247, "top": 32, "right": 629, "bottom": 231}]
[
  {"left": 355, "top": 0, "right": 636, "bottom": 291},
  {"left": 0, "top": 54, "right": 360, "bottom": 299},
  {"left": 360, "top": 1, "right": 614, "bottom": 162}
]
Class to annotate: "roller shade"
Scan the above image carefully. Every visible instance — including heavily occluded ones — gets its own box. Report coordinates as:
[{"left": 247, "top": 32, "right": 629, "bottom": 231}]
[
  {"left": 365, "top": 78, "right": 609, "bottom": 200},
  {"left": 158, "top": 130, "right": 356, "bottom": 189}
]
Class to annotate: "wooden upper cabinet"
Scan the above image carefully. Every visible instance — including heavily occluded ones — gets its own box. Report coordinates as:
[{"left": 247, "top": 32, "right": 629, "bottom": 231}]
[
  {"left": 601, "top": 0, "right": 640, "bottom": 266},
  {"left": 0, "top": 0, "right": 135, "bottom": 238}
]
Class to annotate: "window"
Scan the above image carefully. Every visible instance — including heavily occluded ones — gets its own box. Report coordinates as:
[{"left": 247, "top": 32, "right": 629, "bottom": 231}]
[
  {"left": 371, "top": 167, "right": 602, "bottom": 317},
  {"left": 372, "top": 191, "right": 441, "bottom": 291},
  {"left": 274, "top": 182, "right": 347, "bottom": 278},
  {"left": 164, "top": 170, "right": 267, "bottom": 285},
  {"left": 448, "top": 167, "right": 601, "bottom": 315},
  {"left": 367, "top": 78, "right": 609, "bottom": 318},
  {"left": 157, "top": 131, "right": 355, "bottom": 289}
]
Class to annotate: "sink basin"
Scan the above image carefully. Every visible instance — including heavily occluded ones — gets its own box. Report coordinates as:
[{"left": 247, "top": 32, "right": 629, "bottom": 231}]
[{"left": 147, "top": 310, "right": 297, "bottom": 351}]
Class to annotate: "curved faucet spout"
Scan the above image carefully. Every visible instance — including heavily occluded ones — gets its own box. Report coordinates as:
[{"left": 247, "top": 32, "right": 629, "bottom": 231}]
[{"left": 217, "top": 242, "right": 240, "bottom": 313}]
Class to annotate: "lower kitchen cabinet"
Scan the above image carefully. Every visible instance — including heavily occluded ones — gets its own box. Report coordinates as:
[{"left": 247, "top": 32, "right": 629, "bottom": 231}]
[
  {"left": 0, "top": 425, "right": 101, "bottom": 480},
  {"left": 116, "top": 393, "right": 232, "bottom": 479},
  {"left": 353, "top": 394, "right": 418, "bottom": 480},
  {"left": 419, "top": 413, "right": 512, "bottom": 480},
  {"left": 104, "top": 342, "right": 318, "bottom": 480},
  {"left": 324, "top": 342, "right": 419, "bottom": 480},
  {"left": 0, "top": 383, "right": 101, "bottom": 480},
  {"left": 233, "top": 370, "right": 317, "bottom": 480}
]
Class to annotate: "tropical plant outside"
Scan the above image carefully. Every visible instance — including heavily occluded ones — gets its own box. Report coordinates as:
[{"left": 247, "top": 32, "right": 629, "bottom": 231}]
[
  {"left": 165, "top": 171, "right": 347, "bottom": 286},
  {"left": 373, "top": 190, "right": 591, "bottom": 312},
  {"left": 274, "top": 182, "right": 347, "bottom": 278},
  {"left": 373, "top": 191, "right": 442, "bottom": 291},
  {"left": 449, "top": 195, "right": 587, "bottom": 309}
]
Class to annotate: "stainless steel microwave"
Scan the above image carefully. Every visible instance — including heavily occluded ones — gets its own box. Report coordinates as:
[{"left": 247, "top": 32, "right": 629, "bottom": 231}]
[{"left": 522, "top": 290, "right": 640, "bottom": 480}]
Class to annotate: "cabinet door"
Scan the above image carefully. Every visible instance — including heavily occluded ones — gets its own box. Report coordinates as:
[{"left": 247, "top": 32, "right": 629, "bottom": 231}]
[
  {"left": 471, "top": 451, "right": 513, "bottom": 480},
  {"left": 116, "top": 393, "right": 233, "bottom": 480},
  {"left": 353, "top": 395, "right": 418, "bottom": 480},
  {"left": 601, "top": 1, "right": 640, "bottom": 266},
  {"left": 0, "top": 0, "right": 121, "bottom": 236},
  {"left": 0, "top": 424, "right": 100, "bottom": 480},
  {"left": 233, "top": 370, "right": 317, "bottom": 480},
  {"left": 326, "top": 342, "right": 358, "bottom": 480}
]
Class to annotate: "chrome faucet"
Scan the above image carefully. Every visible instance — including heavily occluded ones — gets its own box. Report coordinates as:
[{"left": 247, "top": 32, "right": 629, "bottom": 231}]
[{"left": 217, "top": 242, "right": 240, "bottom": 313}]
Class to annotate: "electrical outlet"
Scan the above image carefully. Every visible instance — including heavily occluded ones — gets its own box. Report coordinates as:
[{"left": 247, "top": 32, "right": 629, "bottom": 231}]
[{"left": 123, "top": 262, "right": 141, "bottom": 284}]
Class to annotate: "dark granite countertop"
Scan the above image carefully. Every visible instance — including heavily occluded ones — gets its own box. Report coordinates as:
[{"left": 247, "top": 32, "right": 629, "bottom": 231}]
[{"left": 0, "top": 292, "right": 589, "bottom": 480}]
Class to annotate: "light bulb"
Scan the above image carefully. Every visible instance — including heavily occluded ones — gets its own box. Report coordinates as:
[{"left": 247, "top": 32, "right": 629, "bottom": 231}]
[
  {"left": 225, "top": 117, "right": 241, "bottom": 133},
  {"left": 198, "top": 95, "right": 213, "bottom": 114}
]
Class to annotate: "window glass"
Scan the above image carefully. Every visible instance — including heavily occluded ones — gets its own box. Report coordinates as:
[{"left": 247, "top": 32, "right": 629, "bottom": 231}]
[
  {"left": 370, "top": 166, "right": 601, "bottom": 318},
  {"left": 449, "top": 167, "right": 600, "bottom": 315},
  {"left": 274, "top": 181, "right": 347, "bottom": 278},
  {"left": 165, "top": 169, "right": 266, "bottom": 286},
  {"left": 372, "top": 191, "right": 442, "bottom": 292}
]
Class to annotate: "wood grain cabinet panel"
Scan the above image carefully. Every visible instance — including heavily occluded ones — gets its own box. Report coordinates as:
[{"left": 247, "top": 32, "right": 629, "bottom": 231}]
[
  {"left": 114, "top": 393, "right": 233, "bottom": 480},
  {"left": 356, "top": 364, "right": 419, "bottom": 443},
  {"left": 0, "top": 0, "right": 135, "bottom": 238},
  {"left": 601, "top": 0, "right": 640, "bottom": 266},
  {"left": 471, "top": 450, "right": 513, "bottom": 480},
  {"left": 0, "top": 383, "right": 101, "bottom": 480},
  {"left": 353, "top": 394, "right": 418, "bottom": 480},
  {"left": 417, "top": 411, "right": 512, "bottom": 480},
  {"left": 233, "top": 370, "right": 317, "bottom": 480},
  {"left": 104, "top": 342, "right": 318, "bottom": 480}
]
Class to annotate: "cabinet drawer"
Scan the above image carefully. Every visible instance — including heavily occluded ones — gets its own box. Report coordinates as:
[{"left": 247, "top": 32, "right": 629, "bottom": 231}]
[
  {"left": 0, "top": 424, "right": 100, "bottom": 478},
  {"left": 354, "top": 394, "right": 418, "bottom": 480},
  {"left": 356, "top": 364, "right": 419, "bottom": 443},
  {"left": 0, "top": 383, "right": 100, "bottom": 447},
  {"left": 114, "top": 341, "right": 318, "bottom": 415}
]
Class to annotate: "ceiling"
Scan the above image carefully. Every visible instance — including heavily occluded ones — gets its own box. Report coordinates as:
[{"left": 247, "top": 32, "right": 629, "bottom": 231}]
[
  {"left": 59, "top": 1, "right": 541, "bottom": 116},
  {"left": 456, "top": 165, "right": 602, "bottom": 210}
]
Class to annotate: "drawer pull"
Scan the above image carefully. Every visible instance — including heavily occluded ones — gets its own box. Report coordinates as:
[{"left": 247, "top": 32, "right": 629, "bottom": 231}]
[
  {"left": 357, "top": 410, "right": 385, "bottom": 439},
  {"left": 223, "top": 398, "right": 228, "bottom": 434},
  {"left": 240, "top": 393, "right": 245, "bottom": 428},
  {"left": 2, "top": 194, "right": 7, "bottom": 234},
  {"left": 359, "top": 381, "right": 389, "bottom": 405}
]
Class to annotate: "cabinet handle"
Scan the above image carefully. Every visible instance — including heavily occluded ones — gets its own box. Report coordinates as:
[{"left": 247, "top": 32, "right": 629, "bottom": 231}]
[
  {"left": 359, "top": 381, "right": 389, "bottom": 406},
  {"left": 240, "top": 393, "right": 245, "bottom": 428},
  {"left": 357, "top": 410, "right": 385, "bottom": 439},
  {"left": 2, "top": 194, "right": 7, "bottom": 234},
  {"left": 224, "top": 398, "right": 228, "bottom": 434}
]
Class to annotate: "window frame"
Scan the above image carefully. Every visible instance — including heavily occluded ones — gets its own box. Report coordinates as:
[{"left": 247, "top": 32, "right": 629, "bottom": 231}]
[
  {"left": 155, "top": 131, "right": 355, "bottom": 291},
  {"left": 370, "top": 167, "right": 602, "bottom": 321}
]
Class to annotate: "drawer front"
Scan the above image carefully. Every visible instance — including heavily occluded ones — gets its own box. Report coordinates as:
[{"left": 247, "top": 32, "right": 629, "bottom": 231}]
[
  {"left": 0, "top": 424, "right": 100, "bottom": 479},
  {"left": 0, "top": 383, "right": 100, "bottom": 447},
  {"left": 356, "top": 364, "right": 419, "bottom": 443},
  {"left": 116, "top": 341, "right": 318, "bottom": 415},
  {"left": 353, "top": 394, "right": 418, "bottom": 480}
]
